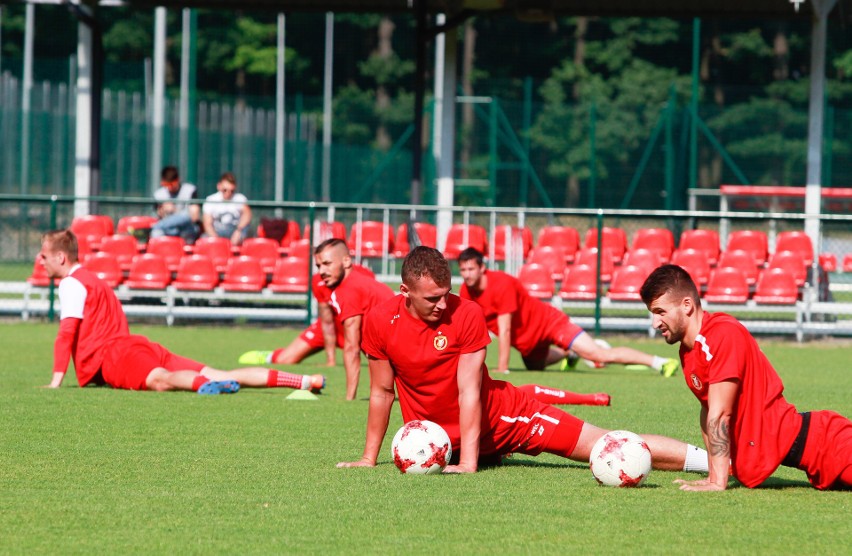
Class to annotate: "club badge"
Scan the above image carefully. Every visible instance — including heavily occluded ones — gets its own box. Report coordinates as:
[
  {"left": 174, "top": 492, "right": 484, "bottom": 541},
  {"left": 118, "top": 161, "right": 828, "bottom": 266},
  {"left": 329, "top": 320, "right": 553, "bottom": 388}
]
[
  {"left": 433, "top": 333, "right": 448, "bottom": 351},
  {"left": 690, "top": 373, "right": 703, "bottom": 390}
]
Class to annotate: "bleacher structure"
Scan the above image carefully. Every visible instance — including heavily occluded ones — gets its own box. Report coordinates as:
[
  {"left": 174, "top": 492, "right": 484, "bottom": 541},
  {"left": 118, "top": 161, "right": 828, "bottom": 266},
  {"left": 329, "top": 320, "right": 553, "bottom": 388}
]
[{"left": 4, "top": 200, "right": 852, "bottom": 340}]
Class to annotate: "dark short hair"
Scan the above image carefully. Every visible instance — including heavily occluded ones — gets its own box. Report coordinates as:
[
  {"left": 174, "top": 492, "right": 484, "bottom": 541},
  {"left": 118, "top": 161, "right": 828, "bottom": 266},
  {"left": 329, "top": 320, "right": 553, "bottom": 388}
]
[
  {"left": 42, "top": 229, "right": 78, "bottom": 262},
  {"left": 458, "top": 247, "right": 484, "bottom": 266},
  {"left": 161, "top": 166, "right": 179, "bottom": 181},
  {"left": 640, "top": 264, "right": 701, "bottom": 307},
  {"left": 402, "top": 246, "right": 451, "bottom": 288},
  {"left": 314, "top": 237, "right": 348, "bottom": 256}
]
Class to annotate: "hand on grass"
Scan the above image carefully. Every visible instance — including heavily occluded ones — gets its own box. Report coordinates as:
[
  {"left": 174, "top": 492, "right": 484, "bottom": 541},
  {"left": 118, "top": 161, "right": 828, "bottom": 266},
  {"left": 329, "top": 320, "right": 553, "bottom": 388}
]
[
  {"left": 443, "top": 464, "right": 476, "bottom": 474},
  {"left": 674, "top": 478, "right": 726, "bottom": 491},
  {"left": 337, "top": 458, "right": 376, "bottom": 469}
]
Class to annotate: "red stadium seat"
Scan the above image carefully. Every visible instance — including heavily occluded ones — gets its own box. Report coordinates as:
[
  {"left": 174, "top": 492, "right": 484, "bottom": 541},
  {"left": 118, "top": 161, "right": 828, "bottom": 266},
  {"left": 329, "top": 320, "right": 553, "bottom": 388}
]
[
  {"left": 775, "top": 231, "right": 814, "bottom": 266},
  {"left": 726, "top": 230, "right": 769, "bottom": 266},
  {"left": 145, "top": 236, "right": 187, "bottom": 272},
  {"left": 717, "top": 249, "right": 760, "bottom": 286},
  {"left": 574, "top": 247, "right": 614, "bottom": 282},
  {"left": 70, "top": 215, "right": 114, "bottom": 250},
  {"left": 97, "top": 234, "right": 139, "bottom": 272},
  {"left": 27, "top": 258, "right": 58, "bottom": 287},
  {"left": 559, "top": 264, "right": 599, "bottom": 301},
  {"left": 393, "top": 222, "right": 438, "bottom": 257},
  {"left": 679, "top": 229, "right": 720, "bottom": 266},
  {"left": 268, "top": 257, "right": 311, "bottom": 293},
  {"left": 606, "top": 265, "right": 651, "bottom": 302},
  {"left": 631, "top": 228, "right": 674, "bottom": 263},
  {"left": 443, "top": 224, "right": 488, "bottom": 260},
  {"left": 527, "top": 246, "right": 568, "bottom": 280},
  {"left": 767, "top": 250, "right": 808, "bottom": 287},
  {"left": 844, "top": 254, "right": 852, "bottom": 273},
  {"left": 221, "top": 256, "right": 266, "bottom": 292},
  {"left": 753, "top": 268, "right": 798, "bottom": 305},
  {"left": 819, "top": 253, "right": 837, "bottom": 273},
  {"left": 76, "top": 235, "right": 94, "bottom": 263},
  {"left": 537, "top": 226, "right": 580, "bottom": 263},
  {"left": 116, "top": 215, "right": 158, "bottom": 236},
  {"left": 310, "top": 221, "right": 347, "bottom": 243},
  {"left": 349, "top": 221, "right": 395, "bottom": 258},
  {"left": 622, "top": 248, "right": 661, "bottom": 275},
  {"left": 493, "top": 225, "right": 533, "bottom": 261},
  {"left": 289, "top": 239, "right": 312, "bottom": 261},
  {"left": 518, "top": 263, "right": 555, "bottom": 299},
  {"left": 172, "top": 254, "right": 220, "bottom": 291},
  {"left": 584, "top": 227, "right": 628, "bottom": 264},
  {"left": 193, "top": 236, "right": 232, "bottom": 273},
  {"left": 124, "top": 253, "right": 171, "bottom": 290},
  {"left": 671, "top": 248, "right": 711, "bottom": 287},
  {"left": 239, "top": 238, "right": 280, "bottom": 274},
  {"left": 704, "top": 267, "right": 749, "bottom": 304},
  {"left": 257, "top": 218, "right": 301, "bottom": 252},
  {"left": 83, "top": 252, "right": 124, "bottom": 288}
]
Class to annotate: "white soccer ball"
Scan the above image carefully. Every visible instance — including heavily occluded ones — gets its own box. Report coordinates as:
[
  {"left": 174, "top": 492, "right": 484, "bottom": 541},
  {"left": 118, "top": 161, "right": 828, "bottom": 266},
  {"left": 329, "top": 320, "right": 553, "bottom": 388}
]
[
  {"left": 581, "top": 338, "right": 611, "bottom": 369},
  {"left": 589, "top": 430, "right": 652, "bottom": 487},
  {"left": 390, "top": 420, "right": 453, "bottom": 475}
]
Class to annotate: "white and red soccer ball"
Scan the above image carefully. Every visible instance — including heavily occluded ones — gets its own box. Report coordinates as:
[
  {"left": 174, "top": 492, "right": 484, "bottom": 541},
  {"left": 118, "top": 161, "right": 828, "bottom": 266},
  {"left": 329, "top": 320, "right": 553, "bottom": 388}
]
[
  {"left": 390, "top": 420, "right": 452, "bottom": 475},
  {"left": 589, "top": 430, "right": 652, "bottom": 487}
]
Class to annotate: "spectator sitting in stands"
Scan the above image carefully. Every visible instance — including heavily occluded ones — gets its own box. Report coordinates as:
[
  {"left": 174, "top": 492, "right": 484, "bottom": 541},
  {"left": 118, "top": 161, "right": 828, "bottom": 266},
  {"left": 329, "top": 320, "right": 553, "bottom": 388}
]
[
  {"left": 151, "top": 165, "right": 201, "bottom": 244},
  {"left": 202, "top": 172, "right": 252, "bottom": 245}
]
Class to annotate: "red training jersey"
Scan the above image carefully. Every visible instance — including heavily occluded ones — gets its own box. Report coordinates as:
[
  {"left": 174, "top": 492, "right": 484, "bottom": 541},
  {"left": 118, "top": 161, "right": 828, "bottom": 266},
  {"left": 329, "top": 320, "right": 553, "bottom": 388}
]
[
  {"left": 57, "top": 265, "right": 130, "bottom": 386},
  {"left": 361, "top": 293, "right": 544, "bottom": 456},
  {"left": 329, "top": 268, "right": 395, "bottom": 323},
  {"left": 459, "top": 270, "right": 563, "bottom": 356},
  {"left": 680, "top": 312, "right": 801, "bottom": 487}
]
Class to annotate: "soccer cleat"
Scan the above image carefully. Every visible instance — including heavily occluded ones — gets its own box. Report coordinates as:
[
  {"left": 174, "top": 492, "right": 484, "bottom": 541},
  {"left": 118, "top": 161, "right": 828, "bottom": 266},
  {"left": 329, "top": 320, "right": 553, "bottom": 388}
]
[
  {"left": 593, "top": 393, "right": 611, "bottom": 406},
  {"left": 308, "top": 374, "right": 326, "bottom": 394},
  {"left": 560, "top": 350, "right": 580, "bottom": 371},
  {"left": 238, "top": 350, "right": 272, "bottom": 365},
  {"left": 660, "top": 358, "right": 681, "bottom": 378},
  {"left": 197, "top": 380, "right": 240, "bottom": 395}
]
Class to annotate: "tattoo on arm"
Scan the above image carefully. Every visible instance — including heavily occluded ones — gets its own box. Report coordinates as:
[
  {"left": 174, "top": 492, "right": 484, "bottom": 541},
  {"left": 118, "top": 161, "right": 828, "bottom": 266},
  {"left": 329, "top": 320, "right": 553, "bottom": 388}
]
[{"left": 706, "top": 417, "right": 730, "bottom": 457}]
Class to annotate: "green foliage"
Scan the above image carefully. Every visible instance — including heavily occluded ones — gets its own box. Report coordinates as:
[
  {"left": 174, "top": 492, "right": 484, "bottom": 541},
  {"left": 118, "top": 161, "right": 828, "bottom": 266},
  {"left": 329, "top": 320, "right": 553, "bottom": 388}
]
[{"left": 3, "top": 322, "right": 852, "bottom": 552}]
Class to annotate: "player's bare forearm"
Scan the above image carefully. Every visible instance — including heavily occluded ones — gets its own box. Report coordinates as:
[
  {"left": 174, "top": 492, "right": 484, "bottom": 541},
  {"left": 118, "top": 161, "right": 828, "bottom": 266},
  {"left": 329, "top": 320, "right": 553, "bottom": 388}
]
[
  {"left": 337, "top": 358, "right": 395, "bottom": 469},
  {"left": 343, "top": 345, "right": 361, "bottom": 400},
  {"left": 447, "top": 349, "right": 485, "bottom": 473},
  {"left": 497, "top": 313, "right": 512, "bottom": 372},
  {"left": 44, "top": 372, "right": 65, "bottom": 388}
]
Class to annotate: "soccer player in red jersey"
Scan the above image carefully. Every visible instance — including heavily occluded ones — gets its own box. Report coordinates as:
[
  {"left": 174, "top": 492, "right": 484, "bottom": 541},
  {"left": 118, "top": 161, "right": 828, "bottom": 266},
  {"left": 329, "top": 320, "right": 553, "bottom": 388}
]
[
  {"left": 337, "top": 247, "right": 709, "bottom": 474},
  {"left": 457, "top": 248, "right": 680, "bottom": 376},
  {"left": 40, "top": 229, "right": 324, "bottom": 395},
  {"left": 640, "top": 264, "right": 852, "bottom": 491},
  {"left": 239, "top": 265, "right": 376, "bottom": 368}
]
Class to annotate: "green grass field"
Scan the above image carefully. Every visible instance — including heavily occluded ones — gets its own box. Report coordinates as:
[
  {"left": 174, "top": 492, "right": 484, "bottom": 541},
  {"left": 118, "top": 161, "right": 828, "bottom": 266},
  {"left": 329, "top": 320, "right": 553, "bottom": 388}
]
[{"left": 2, "top": 321, "right": 851, "bottom": 554}]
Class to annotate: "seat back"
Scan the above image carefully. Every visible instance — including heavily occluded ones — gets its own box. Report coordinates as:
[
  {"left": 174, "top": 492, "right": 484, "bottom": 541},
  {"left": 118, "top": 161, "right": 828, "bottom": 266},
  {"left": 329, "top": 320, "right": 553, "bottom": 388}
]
[
  {"left": 493, "top": 226, "right": 533, "bottom": 261},
  {"left": 717, "top": 249, "right": 759, "bottom": 285},
  {"left": 606, "top": 265, "right": 651, "bottom": 302},
  {"left": 70, "top": 215, "right": 114, "bottom": 249},
  {"left": 173, "top": 254, "right": 219, "bottom": 291},
  {"left": 671, "top": 248, "right": 711, "bottom": 286},
  {"left": 583, "top": 227, "right": 628, "bottom": 264},
  {"left": 268, "top": 257, "right": 311, "bottom": 293},
  {"left": 240, "top": 238, "right": 280, "bottom": 273},
  {"left": 393, "top": 222, "right": 437, "bottom": 257},
  {"left": 844, "top": 254, "right": 852, "bottom": 273},
  {"left": 622, "top": 248, "right": 661, "bottom": 275},
  {"left": 349, "top": 221, "right": 395, "bottom": 258},
  {"left": 559, "top": 264, "right": 598, "bottom": 300},
  {"left": 98, "top": 234, "right": 139, "bottom": 271},
  {"left": 517, "top": 263, "right": 555, "bottom": 299},
  {"left": 146, "top": 236, "right": 187, "bottom": 271},
  {"left": 193, "top": 236, "right": 232, "bottom": 272},
  {"left": 125, "top": 253, "right": 171, "bottom": 289},
  {"left": 221, "top": 256, "right": 266, "bottom": 292},
  {"left": 753, "top": 268, "right": 798, "bottom": 305},
  {"left": 704, "top": 267, "right": 749, "bottom": 304},
  {"left": 83, "top": 252, "right": 124, "bottom": 288},
  {"left": 819, "top": 253, "right": 837, "bottom": 273},
  {"left": 574, "top": 247, "right": 614, "bottom": 282},
  {"left": 678, "top": 229, "right": 720, "bottom": 265},
  {"left": 727, "top": 230, "right": 769, "bottom": 266},
  {"left": 443, "top": 224, "right": 488, "bottom": 260},
  {"left": 767, "top": 250, "right": 808, "bottom": 286},
  {"left": 775, "top": 231, "right": 814, "bottom": 265},
  {"left": 631, "top": 228, "right": 674, "bottom": 263},
  {"left": 537, "top": 226, "right": 580, "bottom": 262},
  {"left": 27, "top": 258, "right": 59, "bottom": 287},
  {"left": 527, "top": 246, "right": 568, "bottom": 280}
]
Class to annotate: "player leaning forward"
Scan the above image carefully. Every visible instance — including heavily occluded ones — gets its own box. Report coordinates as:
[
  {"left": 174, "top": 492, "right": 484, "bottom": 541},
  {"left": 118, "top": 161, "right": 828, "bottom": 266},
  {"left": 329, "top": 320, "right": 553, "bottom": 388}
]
[
  {"left": 641, "top": 264, "right": 852, "bottom": 491},
  {"left": 338, "top": 247, "right": 709, "bottom": 474},
  {"left": 41, "top": 229, "right": 324, "bottom": 394}
]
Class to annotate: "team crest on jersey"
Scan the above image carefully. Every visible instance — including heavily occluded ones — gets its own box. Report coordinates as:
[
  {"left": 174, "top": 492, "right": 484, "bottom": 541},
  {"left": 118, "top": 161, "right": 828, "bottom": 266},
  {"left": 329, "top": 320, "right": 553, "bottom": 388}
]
[
  {"left": 690, "top": 373, "right": 703, "bottom": 390},
  {"left": 433, "top": 333, "right": 448, "bottom": 351}
]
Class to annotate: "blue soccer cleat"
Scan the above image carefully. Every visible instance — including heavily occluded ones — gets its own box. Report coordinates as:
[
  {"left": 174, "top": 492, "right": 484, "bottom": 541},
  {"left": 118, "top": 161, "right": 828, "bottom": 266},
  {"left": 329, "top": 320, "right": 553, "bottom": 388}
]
[{"left": 198, "top": 379, "right": 241, "bottom": 395}]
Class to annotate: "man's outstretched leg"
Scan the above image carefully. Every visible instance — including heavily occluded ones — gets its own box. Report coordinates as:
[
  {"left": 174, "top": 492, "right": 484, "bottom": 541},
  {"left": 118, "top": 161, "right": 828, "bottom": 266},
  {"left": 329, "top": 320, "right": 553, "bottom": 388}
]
[
  {"left": 145, "top": 368, "right": 239, "bottom": 395},
  {"left": 569, "top": 333, "right": 681, "bottom": 377},
  {"left": 202, "top": 367, "right": 325, "bottom": 393}
]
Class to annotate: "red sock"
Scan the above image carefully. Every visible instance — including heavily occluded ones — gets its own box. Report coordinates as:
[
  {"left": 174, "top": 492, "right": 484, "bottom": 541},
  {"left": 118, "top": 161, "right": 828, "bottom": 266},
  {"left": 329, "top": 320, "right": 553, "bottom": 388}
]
[
  {"left": 266, "top": 370, "right": 303, "bottom": 389},
  {"left": 271, "top": 348, "right": 286, "bottom": 363},
  {"left": 518, "top": 384, "right": 609, "bottom": 406},
  {"left": 191, "top": 375, "right": 209, "bottom": 391}
]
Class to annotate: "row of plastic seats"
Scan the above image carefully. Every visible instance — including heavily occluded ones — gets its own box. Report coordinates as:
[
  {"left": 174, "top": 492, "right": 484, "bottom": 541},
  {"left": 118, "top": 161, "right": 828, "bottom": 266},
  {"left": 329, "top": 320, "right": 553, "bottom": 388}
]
[{"left": 519, "top": 261, "right": 802, "bottom": 306}]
